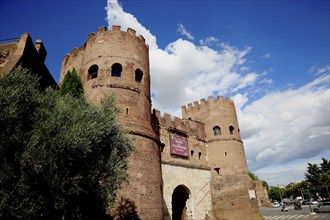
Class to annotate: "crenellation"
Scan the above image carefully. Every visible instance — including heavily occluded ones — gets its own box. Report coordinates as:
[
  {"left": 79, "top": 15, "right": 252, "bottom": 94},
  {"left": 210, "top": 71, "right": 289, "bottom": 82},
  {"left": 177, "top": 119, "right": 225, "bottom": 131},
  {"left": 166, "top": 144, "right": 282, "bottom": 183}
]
[
  {"left": 200, "top": 98, "right": 206, "bottom": 106},
  {"left": 193, "top": 101, "right": 199, "bottom": 108},
  {"left": 138, "top": 35, "right": 146, "bottom": 43},
  {"left": 208, "top": 95, "right": 214, "bottom": 102},
  {"left": 182, "top": 96, "right": 237, "bottom": 119},
  {"left": 225, "top": 96, "right": 234, "bottom": 104},
  {"left": 127, "top": 27, "right": 136, "bottom": 36},
  {"left": 111, "top": 25, "right": 121, "bottom": 31},
  {"left": 152, "top": 109, "right": 209, "bottom": 141},
  {"left": 70, "top": 47, "right": 79, "bottom": 57},
  {"left": 97, "top": 26, "right": 107, "bottom": 33},
  {"left": 173, "top": 116, "right": 182, "bottom": 127},
  {"left": 217, "top": 95, "right": 224, "bottom": 102},
  {"left": 87, "top": 32, "right": 96, "bottom": 41},
  {"left": 164, "top": 112, "right": 171, "bottom": 122},
  {"left": 153, "top": 109, "right": 161, "bottom": 118}
]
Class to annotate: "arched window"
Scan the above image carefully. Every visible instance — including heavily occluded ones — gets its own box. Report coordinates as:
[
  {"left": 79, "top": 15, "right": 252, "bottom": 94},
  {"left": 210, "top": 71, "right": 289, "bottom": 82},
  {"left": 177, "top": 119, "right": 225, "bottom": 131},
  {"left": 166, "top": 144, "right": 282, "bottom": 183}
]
[
  {"left": 111, "top": 63, "right": 122, "bottom": 77},
  {"left": 229, "top": 125, "right": 235, "bottom": 135},
  {"left": 88, "top": 64, "right": 98, "bottom": 80},
  {"left": 213, "top": 126, "right": 221, "bottom": 136},
  {"left": 135, "top": 68, "right": 143, "bottom": 82}
]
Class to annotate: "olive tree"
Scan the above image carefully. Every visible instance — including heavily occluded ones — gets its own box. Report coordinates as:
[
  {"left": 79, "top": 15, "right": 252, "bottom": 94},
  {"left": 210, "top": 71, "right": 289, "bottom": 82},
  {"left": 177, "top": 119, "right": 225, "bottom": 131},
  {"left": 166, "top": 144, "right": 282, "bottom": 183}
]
[{"left": 0, "top": 67, "right": 132, "bottom": 219}]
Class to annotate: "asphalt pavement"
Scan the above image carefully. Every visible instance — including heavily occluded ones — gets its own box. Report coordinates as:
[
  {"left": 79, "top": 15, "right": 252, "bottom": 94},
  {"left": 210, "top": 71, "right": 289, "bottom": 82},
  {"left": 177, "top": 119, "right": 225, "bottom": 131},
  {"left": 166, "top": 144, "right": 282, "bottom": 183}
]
[{"left": 260, "top": 205, "right": 330, "bottom": 220}]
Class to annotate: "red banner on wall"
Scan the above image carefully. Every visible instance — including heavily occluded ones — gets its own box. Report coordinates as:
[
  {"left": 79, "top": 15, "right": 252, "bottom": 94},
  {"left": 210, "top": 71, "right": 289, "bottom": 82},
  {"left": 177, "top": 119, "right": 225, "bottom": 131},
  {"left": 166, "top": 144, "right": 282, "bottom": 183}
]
[{"left": 170, "top": 133, "right": 189, "bottom": 157}]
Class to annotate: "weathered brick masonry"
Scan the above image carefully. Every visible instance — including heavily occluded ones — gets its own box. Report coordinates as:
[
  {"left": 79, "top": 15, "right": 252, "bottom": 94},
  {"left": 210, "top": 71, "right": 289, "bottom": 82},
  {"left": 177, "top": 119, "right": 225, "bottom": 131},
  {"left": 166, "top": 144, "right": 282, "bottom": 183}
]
[
  {"left": 59, "top": 26, "right": 264, "bottom": 220},
  {"left": 0, "top": 26, "right": 267, "bottom": 220}
]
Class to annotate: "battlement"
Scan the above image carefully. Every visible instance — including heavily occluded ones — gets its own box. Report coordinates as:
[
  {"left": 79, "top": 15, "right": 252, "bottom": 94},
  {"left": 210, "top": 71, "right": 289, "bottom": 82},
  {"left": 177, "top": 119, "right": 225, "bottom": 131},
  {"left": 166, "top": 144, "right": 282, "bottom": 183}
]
[
  {"left": 86, "top": 25, "right": 147, "bottom": 45},
  {"left": 61, "top": 25, "right": 149, "bottom": 74},
  {"left": 152, "top": 109, "right": 206, "bottom": 140},
  {"left": 182, "top": 96, "right": 234, "bottom": 113}
]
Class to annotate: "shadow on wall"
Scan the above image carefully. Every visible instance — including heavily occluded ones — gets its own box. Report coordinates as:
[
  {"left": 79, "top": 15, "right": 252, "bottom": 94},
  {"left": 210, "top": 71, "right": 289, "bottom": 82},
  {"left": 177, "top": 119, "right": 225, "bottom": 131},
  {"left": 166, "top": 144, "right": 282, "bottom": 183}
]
[
  {"left": 111, "top": 197, "right": 141, "bottom": 220},
  {"left": 163, "top": 197, "right": 171, "bottom": 220}
]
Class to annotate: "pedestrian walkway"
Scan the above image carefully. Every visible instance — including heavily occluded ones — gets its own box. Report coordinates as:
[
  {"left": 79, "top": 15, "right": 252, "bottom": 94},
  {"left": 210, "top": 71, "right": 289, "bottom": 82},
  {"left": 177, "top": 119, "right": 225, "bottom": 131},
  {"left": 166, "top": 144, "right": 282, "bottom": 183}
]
[{"left": 264, "top": 214, "right": 330, "bottom": 219}]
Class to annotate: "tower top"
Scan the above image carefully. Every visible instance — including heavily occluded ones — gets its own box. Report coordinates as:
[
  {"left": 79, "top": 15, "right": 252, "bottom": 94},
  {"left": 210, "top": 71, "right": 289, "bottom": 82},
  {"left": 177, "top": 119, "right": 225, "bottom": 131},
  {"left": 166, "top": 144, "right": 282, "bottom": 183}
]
[
  {"left": 85, "top": 25, "right": 147, "bottom": 47},
  {"left": 182, "top": 96, "right": 234, "bottom": 115}
]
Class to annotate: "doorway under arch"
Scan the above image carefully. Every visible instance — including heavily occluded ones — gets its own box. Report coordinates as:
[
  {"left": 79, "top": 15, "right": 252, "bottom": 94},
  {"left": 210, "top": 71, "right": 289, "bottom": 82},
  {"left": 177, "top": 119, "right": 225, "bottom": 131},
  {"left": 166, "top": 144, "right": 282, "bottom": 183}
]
[{"left": 172, "top": 185, "right": 191, "bottom": 220}]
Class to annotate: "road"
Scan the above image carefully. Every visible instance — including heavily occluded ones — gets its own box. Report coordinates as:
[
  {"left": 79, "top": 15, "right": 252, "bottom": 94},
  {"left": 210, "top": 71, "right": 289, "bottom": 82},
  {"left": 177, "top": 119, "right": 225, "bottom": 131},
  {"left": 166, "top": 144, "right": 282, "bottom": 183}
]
[{"left": 260, "top": 205, "right": 330, "bottom": 220}]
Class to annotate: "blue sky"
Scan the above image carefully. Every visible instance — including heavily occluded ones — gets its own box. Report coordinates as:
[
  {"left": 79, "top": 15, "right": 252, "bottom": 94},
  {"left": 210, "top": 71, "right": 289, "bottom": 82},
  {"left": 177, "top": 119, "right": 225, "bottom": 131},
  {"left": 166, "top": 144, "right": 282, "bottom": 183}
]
[{"left": 1, "top": 0, "right": 329, "bottom": 187}]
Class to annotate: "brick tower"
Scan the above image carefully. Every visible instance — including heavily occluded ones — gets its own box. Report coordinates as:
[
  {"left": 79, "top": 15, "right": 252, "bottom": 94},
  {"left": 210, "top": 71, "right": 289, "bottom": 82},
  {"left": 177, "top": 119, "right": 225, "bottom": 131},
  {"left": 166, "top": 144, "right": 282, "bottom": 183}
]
[
  {"left": 59, "top": 26, "right": 163, "bottom": 220},
  {"left": 182, "top": 96, "right": 261, "bottom": 220}
]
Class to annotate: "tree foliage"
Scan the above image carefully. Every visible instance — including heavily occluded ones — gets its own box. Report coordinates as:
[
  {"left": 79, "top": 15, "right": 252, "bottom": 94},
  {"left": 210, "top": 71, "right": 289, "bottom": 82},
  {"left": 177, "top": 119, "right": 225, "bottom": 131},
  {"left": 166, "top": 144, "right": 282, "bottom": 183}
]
[
  {"left": 60, "top": 68, "right": 83, "bottom": 98},
  {"left": 305, "top": 158, "right": 330, "bottom": 198},
  {"left": 268, "top": 186, "right": 285, "bottom": 202},
  {"left": 262, "top": 181, "right": 269, "bottom": 191},
  {"left": 0, "top": 67, "right": 132, "bottom": 219},
  {"left": 249, "top": 171, "right": 259, "bottom": 181}
]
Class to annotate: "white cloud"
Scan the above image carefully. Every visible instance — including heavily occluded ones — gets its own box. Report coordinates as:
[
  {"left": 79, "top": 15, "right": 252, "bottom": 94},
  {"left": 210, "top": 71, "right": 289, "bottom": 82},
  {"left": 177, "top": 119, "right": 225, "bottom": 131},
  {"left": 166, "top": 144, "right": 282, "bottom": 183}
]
[
  {"left": 309, "top": 65, "right": 330, "bottom": 76},
  {"left": 261, "top": 53, "right": 271, "bottom": 59},
  {"left": 199, "top": 36, "right": 220, "bottom": 47},
  {"left": 239, "top": 74, "right": 330, "bottom": 185},
  {"left": 177, "top": 23, "right": 194, "bottom": 40},
  {"left": 105, "top": 0, "right": 158, "bottom": 50},
  {"left": 105, "top": 0, "right": 330, "bottom": 187},
  {"left": 150, "top": 40, "right": 260, "bottom": 116}
]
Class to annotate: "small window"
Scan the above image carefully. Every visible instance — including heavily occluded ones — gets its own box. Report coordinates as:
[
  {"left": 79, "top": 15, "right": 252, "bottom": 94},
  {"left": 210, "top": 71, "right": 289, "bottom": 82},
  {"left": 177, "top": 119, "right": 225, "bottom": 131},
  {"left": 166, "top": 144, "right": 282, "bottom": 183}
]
[
  {"left": 229, "top": 126, "right": 234, "bottom": 135},
  {"left": 198, "top": 152, "right": 202, "bottom": 160},
  {"left": 88, "top": 64, "right": 98, "bottom": 80},
  {"left": 214, "top": 167, "right": 221, "bottom": 175},
  {"left": 191, "top": 150, "right": 194, "bottom": 157},
  {"left": 111, "top": 63, "right": 122, "bottom": 77},
  {"left": 160, "top": 143, "right": 165, "bottom": 153},
  {"left": 135, "top": 69, "right": 143, "bottom": 82},
  {"left": 213, "top": 126, "right": 221, "bottom": 136},
  {"left": 126, "top": 108, "right": 129, "bottom": 114}
]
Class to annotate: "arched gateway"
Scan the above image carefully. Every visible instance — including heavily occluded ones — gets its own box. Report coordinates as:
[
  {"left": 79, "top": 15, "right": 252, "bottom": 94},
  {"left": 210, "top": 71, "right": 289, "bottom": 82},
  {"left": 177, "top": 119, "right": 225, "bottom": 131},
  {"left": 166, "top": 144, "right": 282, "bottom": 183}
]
[{"left": 172, "top": 185, "right": 191, "bottom": 220}]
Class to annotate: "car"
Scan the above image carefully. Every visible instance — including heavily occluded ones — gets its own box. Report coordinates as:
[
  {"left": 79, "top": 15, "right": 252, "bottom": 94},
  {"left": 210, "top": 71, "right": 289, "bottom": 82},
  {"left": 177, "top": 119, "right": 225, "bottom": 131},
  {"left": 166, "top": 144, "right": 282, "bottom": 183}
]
[
  {"left": 311, "top": 201, "right": 318, "bottom": 205},
  {"left": 313, "top": 200, "right": 330, "bottom": 213},
  {"left": 272, "top": 202, "right": 280, "bottom": 208}
]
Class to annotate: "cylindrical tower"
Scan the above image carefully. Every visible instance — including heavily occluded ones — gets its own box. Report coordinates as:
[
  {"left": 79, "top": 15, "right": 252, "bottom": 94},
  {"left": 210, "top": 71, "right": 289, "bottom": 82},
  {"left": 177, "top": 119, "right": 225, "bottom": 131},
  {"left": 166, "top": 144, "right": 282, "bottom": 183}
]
[
  {"left": 59, "top": 26, "right": 163, "bottom": 220},
  {"left": 182, "top": 96, "right": 261, "bottom": 220},
  {"left": 182, "top": 96, "right": 248, "bottom": 175}
]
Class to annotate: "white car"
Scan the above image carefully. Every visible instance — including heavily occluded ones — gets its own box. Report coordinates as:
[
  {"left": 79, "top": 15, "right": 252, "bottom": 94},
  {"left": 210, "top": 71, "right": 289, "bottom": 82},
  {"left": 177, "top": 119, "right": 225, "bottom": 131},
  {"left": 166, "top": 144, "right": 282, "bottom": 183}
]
[
  {"left": 313, "top": 200, "right": 330, "bottom": 213},
  {"left": 272, "top": 202, "right": 280, "bottom": 208}
]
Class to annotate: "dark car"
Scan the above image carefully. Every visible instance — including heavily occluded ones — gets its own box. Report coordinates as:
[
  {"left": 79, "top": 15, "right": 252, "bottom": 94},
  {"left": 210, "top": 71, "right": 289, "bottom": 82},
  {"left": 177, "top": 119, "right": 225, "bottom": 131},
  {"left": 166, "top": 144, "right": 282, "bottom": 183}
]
[{"left": 302, "top": 199, "right": 309, "bottom": 205}]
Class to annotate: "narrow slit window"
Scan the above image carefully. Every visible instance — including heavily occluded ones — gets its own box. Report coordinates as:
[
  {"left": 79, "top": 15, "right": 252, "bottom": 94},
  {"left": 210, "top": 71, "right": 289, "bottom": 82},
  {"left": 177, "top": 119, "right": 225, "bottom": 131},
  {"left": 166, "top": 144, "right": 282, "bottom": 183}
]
[
  {"left": 135, "top": 69, "right": 143, "bottom": 82},
  {"left": 191, "top": 150, "right": 194, "bottom": 157},
  {"left": 198, "top": 152, "right": 202, "bottom": 160},
  {"left": 160, "top": 143, "right": 165, "bottom": 153},
  {"left": 229, "top": 126, "right": 234, "bottom": 135},
  {"left": 111, "top": 63, "right": 122, "bottom": 77}
]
